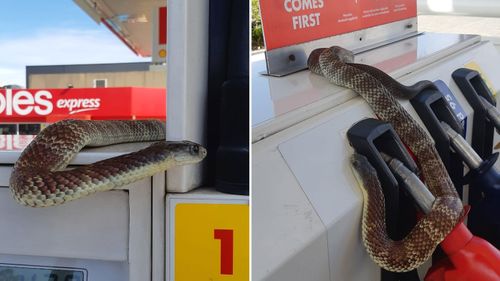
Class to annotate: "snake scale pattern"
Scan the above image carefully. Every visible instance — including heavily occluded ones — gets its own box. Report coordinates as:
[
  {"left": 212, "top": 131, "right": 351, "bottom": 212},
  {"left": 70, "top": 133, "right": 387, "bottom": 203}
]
[
  {"left": 10, "top": 119, "right": 206, "bottom": 207},
  {"left": 308, "top": 47, "right": 463, "bottom": 272}
]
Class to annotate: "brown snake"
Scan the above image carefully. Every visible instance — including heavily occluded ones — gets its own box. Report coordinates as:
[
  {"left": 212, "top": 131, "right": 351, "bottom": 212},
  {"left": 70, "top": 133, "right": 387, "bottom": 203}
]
[
  {"left": 308, "top": 47, "right": 463, "bottom": 272},
  {"left": 10, "top": 119, "right": 206, "bottom": 207}
]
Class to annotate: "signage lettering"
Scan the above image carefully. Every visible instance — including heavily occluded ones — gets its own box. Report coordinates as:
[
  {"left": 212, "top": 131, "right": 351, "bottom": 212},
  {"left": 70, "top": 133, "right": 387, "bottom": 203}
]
[
  {"left": 284, "top": 0, "right": 324, "bottom": 12},
  {"left": 0, "top": 89, "right": 103, "bottom": 116},
  {"left": 292, "top": 13, "right": 320, "bottom": 30},
  {"left": 260, "top": 0, "right": 417, "bottom": 50},
  {"left": 56, "top": 98, "right": 101, "bottom": 114},
  {"left": 0, "top": 88, "right": 165, "bottom": 122},
  {"left": 0, "top": 89, "right": 53, "bottom": 116},
  {"left": 214, "top": 229, "right": 234, "bottom": 275},
  {"left": 284, "top": 0, "right": 323, "bottom": 30},
  {"left": 34, "top": 91, "right": 53, "bottom": 115}
]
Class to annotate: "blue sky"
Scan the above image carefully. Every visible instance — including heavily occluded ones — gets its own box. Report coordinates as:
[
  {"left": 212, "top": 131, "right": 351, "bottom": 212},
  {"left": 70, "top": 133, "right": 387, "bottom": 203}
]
[{"left": 0, "top": 0, "right": 149, "bottom": 87}]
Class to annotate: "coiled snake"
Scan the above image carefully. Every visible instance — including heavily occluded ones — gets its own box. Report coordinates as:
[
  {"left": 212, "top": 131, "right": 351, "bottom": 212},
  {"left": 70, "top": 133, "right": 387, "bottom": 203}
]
[
  {"left": 308, "top": 47, "right": 463, "bottom": 272},
  {"left": 10, "top": 119, "right": 206, "bottom": 207}
]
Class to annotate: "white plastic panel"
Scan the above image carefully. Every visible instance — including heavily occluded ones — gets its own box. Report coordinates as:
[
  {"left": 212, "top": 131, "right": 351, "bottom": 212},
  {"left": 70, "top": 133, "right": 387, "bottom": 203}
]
[
  {"left": 166, "top": 0, "right": 209, "bottom": 192},
  {"left": 128, "top": 178, "right": 152, "bottom": 281},
  {"left": 279, "top": 99, "right": 379, "bottom": 280},
  {"left": 279, "top": 99, "right": 371, "bottom": 225},
  {"left": 253, "top": 141, "right": 329, "bottom": 280},
  {"left": 0, "top": 187, "right": 129, "bottom": 261},
  {"left": 152, "top": 173, "right": 166, "bottom": 281},
  {"left": 0, "top": 125, "right": 167, "bottom": 281},
  {"left": 0, "top": 142, "right": 162, "bottom": 280}
]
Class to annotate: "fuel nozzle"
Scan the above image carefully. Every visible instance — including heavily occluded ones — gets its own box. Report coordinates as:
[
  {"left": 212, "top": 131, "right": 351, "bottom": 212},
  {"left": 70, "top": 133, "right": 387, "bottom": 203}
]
[
  {"left": 479, "top": 95, "right": 500, "bottom": 134},
  {"left": 381, "top": 153, "right": 434, "bottom": 214},
  {"left": 380, "top": 153, "right": 500, "bottom": 281},
  {"left": 452, "top": 68, "right": 496, "bottom": 159},
  {"left": 440, "top": 121, "right": 500, "bottom": 248},
  {"left": 440, "top": 121, "right": 483, "bottom": 169}
]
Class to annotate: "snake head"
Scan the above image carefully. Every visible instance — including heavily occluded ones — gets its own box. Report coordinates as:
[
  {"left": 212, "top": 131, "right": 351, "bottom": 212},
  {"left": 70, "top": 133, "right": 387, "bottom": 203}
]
[
  {"left": 308, "top": 46, "right": 355, "bottom": 75},
  {"left": 168, "top": 140, "right": 207, "bottom": 165},
  {"left": 330, "top": 46, "right": 354, "bottom": 63}
]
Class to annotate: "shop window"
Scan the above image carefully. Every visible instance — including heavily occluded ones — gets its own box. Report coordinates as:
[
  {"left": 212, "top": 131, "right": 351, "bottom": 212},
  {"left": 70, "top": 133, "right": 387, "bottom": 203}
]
[
  {"left": 19, "top": 124, "right": 41, "bottom": 135},
  {"left": 0, "top": 124, "right": 17, "bottom": 135},
  {"left": 93, "top": 79, "right": 107, "bottom": 88}
]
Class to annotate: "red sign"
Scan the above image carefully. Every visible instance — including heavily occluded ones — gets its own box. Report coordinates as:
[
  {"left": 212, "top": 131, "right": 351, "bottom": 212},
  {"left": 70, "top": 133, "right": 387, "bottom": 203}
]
[
  {"left": 0, "top": 87, "right": 166, "bottom": 123},
  {"left": 259, "top": 0, "right": 416, "bottom": 50},
  {"left": 159, "top": 6, "right": 167, "bottom": 45}
]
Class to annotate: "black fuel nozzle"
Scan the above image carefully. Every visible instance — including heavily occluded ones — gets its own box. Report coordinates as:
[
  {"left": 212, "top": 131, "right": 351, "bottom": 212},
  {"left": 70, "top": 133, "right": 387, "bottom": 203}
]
[
  {"left": 347, "top": 119, "right": 419, "bottom": 237},
  {"left": 452, "top": 68, "right": 496, "bottom": 159},
  {"left": 440, "top": 121, "right": 500, "bottom": 248},
  {"left": 347, "top": 118, "right": 421, "bottom": 281},
  {"left": 478, "top": 95, "right": 500, "bottom": 134},
  {"left": 440, "top": 120, "right": 500, "bottom": 195},
  {"left": 347, "top": 119, "right": 420, "bottom": 210},
  {"left": 410, "top": 81, "right": 465, "bottom": 197}
]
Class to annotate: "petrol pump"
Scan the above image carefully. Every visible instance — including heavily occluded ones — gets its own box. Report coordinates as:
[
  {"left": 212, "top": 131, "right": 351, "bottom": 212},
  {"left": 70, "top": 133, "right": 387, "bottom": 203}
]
[
  {"left": 0, "top": 1, "right": 249, "bottom": 281},
  {"left": 253, "top": 0, "right": 500, "bottom": 280}
]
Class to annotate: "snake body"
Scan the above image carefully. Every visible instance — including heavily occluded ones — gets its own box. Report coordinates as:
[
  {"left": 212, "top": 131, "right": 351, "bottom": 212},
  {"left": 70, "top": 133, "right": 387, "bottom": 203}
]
[
  {"left": 10, "top": 119, "right": 206, "bottom": 207},
  {"left": 308, "top": 47, "right": 463, "bottom": 272}
]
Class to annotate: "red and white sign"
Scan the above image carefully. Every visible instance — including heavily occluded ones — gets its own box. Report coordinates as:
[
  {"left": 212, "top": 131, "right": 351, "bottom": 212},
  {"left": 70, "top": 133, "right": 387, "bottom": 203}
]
[
  {"left": 0, "top": 87, "right": 166, "bottom": 122},
  {"left": 0, "top": 135, "right": 35, "bottom": 151},
  {"left": 153, "top": 6, "right": 167, "bottom": 63},
  {"left": 259, "top": 0, "right": 416, "bottom": 50}
]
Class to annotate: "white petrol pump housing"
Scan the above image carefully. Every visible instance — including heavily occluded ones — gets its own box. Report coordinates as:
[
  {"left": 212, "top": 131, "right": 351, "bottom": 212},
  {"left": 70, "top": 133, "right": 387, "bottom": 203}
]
[
  {"left": 0, "top": 142, "right": 248, "bottom": 281},
  {"left": 252, "top": 33, "right": 500, "bottom": 280},
  {"left": 0, "top": 144, "right": 162, "bottom": 281}
]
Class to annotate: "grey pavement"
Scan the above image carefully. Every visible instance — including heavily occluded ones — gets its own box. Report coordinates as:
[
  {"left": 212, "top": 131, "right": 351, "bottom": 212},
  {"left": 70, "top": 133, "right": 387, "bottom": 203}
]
[{"left": 418, "top": 15, "right": 500, "bottom": 47}]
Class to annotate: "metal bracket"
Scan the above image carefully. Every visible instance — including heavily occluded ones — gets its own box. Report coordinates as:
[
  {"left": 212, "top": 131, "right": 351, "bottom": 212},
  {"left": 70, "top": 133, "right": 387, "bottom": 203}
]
[{"left": 263, "top": 18, "right": 418, "bottom": 77}]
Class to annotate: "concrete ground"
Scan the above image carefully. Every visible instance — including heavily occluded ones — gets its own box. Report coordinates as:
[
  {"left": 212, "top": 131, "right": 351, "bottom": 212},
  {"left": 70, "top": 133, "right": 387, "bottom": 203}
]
[{"left": 418, "top": 15, "right": 500, "bottom": 50}]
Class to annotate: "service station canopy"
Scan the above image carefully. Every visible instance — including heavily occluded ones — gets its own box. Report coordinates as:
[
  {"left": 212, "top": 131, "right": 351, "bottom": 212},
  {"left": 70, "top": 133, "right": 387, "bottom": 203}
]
[{"left": 74, "top": 0, "right": 165, "bottom": 57}]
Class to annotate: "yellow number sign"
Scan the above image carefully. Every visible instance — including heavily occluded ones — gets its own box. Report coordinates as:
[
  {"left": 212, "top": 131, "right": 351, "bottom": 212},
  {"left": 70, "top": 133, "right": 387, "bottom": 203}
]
[{"left": 174, "top": 203, "right": 249, "bottom": 280}]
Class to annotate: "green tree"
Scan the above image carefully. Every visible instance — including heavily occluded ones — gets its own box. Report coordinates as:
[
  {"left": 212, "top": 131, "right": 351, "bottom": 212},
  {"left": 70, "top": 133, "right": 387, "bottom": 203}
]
[{"left": 252, "top": 0, "right": 264, "bottom": 50}]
